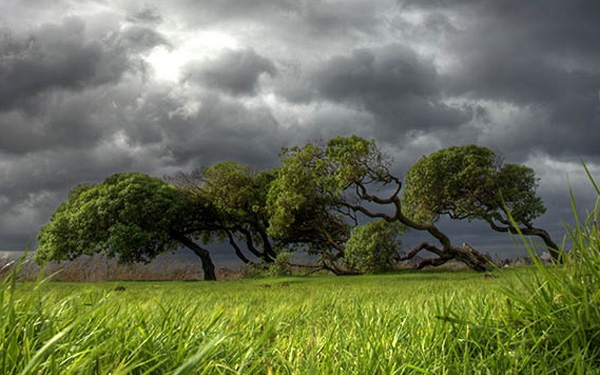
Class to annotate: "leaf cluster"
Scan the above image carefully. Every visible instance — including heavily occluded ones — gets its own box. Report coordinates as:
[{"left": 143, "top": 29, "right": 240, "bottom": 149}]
[
  {"left": 345, "top": 220, "right": 405, "bottom": 274},
  {"left": 402, "top": 145, "right": 545, "bottom": 226},
  {"left": 37, "top": 173, "right": 183, "bottom": 264}
]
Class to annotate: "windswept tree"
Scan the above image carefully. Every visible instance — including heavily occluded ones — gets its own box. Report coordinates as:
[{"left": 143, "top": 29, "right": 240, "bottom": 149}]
[
  {"left": 267, "top": 142, "right": 352, "bottom": 273},
  {"left": 268, "top": 135, "right": 495, "bottom": 272},
  {"left": 167, "top": 161, "right": 278, "bottom": 264},
  {"left": 37, "top": 173, "right": 219, "bottom": 280},
  {"left": 402, "top": 145, "right": 562, "bottom": 261}
]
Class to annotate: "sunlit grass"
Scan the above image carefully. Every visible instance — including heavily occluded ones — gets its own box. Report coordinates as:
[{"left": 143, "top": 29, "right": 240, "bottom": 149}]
[{"left": 3, "top": 267, "right": 539, "bottom": 374}]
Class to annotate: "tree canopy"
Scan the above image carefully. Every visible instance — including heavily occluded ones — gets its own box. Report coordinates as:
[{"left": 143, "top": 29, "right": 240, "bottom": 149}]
[
  {"left": 266, "top": 136, "right": 493, "bottom": 272},
  {"left": 37, "top": 173, "right": 218, "bottom": 280},
  {"left": 266, "top": 135, "right": 403, "bottom": 272}
]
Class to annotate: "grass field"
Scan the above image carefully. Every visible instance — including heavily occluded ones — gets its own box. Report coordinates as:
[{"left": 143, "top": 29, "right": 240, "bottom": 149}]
[{"left": 3, "top": 265, "right": 596, "bottom": 375}]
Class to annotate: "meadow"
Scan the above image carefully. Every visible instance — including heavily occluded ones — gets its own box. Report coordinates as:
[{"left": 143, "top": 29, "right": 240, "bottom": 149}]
[{"left": 2, "top": 264, "right": 598, "bottom": 375}]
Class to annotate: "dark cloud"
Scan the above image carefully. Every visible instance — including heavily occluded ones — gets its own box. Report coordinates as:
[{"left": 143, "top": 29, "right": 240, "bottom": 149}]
[
  {"left": 310, "top": 46, "right": 470, "bottom": 140},
  {"left": 0, "top": 93, "right": 105, "bottom": 154},
  {"left": 0, "top": 15, "right": 172, "bottom": 155},
  {"left": 0, "top": 18, "right": 169, "bottom": 113},
  {"left": 0, "top": 18, "right": 124, "bottom": 110},
  {"left": 313, "top": 47, "right": 437, "bottom": 102},
  {"left": 428, "top": 1, "right": 600, "bottom": 159},
  {"left": 127, "top": 5, "right": 163, "bottom": 24},
  {"left": 0, "top": 0, "right": 599, "bottom": 262},
  {"left": 131, "top": 89, "right": 284, "bottom": 168},
  {"left": 183, "top": 48, "right": 276, "bottom": 96}
]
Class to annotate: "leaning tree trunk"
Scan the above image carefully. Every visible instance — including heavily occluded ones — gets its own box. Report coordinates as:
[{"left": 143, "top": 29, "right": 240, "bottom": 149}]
[
  {"left": 170, "top": 232, "right": 217, "bottom": 281},
  {"left": 489, "top": 222, "right": 564, "bottom": 263},
  {"left": 399, "top": 241, "right": 495, "bottom": 272},
  {"left": 455, "top": 243, "right": 496, "bottom": 271},
  {"left": 402, "top": 217, "right": 496, "bottom": 272},
  {"left": 537, "top": 233, "right": 562, "bottom": 262},
  {"left": 345, "top": 192, "right": 496, "bottom": 272}
]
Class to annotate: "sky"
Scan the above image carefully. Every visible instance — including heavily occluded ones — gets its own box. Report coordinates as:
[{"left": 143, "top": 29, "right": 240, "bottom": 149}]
[{"left": 1, "top": 0, "right": 599, "bottom": 263}]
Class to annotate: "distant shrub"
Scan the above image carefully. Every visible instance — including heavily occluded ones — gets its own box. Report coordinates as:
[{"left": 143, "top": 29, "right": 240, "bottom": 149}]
[
  {"left": 239, "top": 252, "right": 294, "bottom": 278},
  {"left": 266, "top": 252, "right": 294, "bottom": 277},
  {"left": 344, "top": 220, "right": 404, "bottom": 274}
]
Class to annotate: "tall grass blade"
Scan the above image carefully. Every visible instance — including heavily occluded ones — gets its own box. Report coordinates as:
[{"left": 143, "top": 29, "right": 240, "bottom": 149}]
[
  {"left": 170, "top": 336, "right": 227, "bottom": 375},
  {"left": 19, "top": 325, "right": 73, "bottom": 375}
]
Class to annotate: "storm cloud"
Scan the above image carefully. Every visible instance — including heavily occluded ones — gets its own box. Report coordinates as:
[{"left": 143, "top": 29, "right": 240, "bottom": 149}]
[
  {"left": 183, "top": 48, "right": 277, "bottom": 96},
  {"left": 1, "top": 0, "right": 599, "bottom": 260}
]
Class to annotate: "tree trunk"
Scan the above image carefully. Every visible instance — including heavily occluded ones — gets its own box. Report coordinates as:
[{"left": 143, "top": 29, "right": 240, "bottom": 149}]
[
  {"left": 489, "top": 222, "right": 563, "bottom": 263},
  {"left": 455, "top": 243, "right": 495, "bottom": 271},
  {"left": 170, "top": 232, "right": 217, "bottom": 281},
  {"left": 346, "top": 196, "right": 496, "bottom": 272},
  {"left": 399, "top": 242, "right": 495, "bottom": 272},
  {"left": 225, "top": 230, "right": 252, "bottom": 264},
  {"left": 538, "top": 233, "right": 562, "bottom": 262}
]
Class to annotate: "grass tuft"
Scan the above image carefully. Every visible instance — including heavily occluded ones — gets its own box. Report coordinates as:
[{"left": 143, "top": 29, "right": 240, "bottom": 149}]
[{"left": 498, "top": 162, "right": 600, "bottom": 373}]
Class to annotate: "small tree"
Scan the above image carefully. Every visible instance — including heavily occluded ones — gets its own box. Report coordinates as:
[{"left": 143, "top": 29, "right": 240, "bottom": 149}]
[
  {"left": 403, "top": 145, "right": 562, "bottom": 261},
  {"left": 37, "top": 173, "right": 218, "bottom": 280},
  {"left": 345, "top": 220, "right": 404, "bottom": 274},
  {"left": 267, "top": 141, "right": 352, "bottom": 272}
]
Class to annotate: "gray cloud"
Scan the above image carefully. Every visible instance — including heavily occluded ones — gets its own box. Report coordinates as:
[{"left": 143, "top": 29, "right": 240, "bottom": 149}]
[
  {"left": 309, "top": 46, "right": 471, "bottom": 141},
  {"left": 127, "top": 4, "right": 163, "bottom": 24},
  {"left": 313, "top": 47, "right": 438, "bottom": 103},
  {"left": 168, "top": 0, "right": 380, "bottom": 39},
  {"left": 425, "top": 0, "right": 600, "bottom": 159},
  {"left": 0, "top": 18, "right": 170, "bottom": 112},
  {"left": 0, "top": 18, "right": 124, "bottom": 110},
  {"left": 0, "top": 16, "right": 171, "bottom": 155},
  {"left": 119, "top": 26, "right": 171, "bottom": 52},
  {"left": 183, "top": 48, "right": 276, "bottom": 96}
]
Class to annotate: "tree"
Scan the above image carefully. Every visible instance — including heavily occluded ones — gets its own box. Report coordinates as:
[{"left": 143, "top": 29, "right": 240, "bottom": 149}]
[
  {"left": 267, "top": 142, "right": 351, "bottom": 272},
  {"left": 167, "top": 161, "right": 279, "bottom": 264},
  {"left": 345, "top": 220, "right": 404, "bottom": 274},
  {"left": 268, "top": 135, "right": 495, "bottom": 272},
  {"left": 37, "top": 173, "right": 218, "bottom": 280},
  {"left": 402, "top": 145, "right": 562, "bottom": 261}
]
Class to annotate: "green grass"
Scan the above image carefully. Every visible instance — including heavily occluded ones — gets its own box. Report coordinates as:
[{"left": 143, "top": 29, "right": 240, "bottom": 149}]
[{"left": 2, "top": 267, "right": 562, "bottom": 375}]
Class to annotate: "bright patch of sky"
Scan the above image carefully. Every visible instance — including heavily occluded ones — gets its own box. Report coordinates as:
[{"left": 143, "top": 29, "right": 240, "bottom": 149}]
[{"left": 145, "top": 31, "right": 239, "bottom": 82}]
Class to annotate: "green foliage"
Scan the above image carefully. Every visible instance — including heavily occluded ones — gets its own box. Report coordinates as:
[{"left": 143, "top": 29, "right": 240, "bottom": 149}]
[
  {"left": 266, "top": 252, "right": 294, "bottom": 277},
  {"left": 172, "top": 161, "right": 278, "bottom": 262},
  {"left": 201, "top": 161, "right": 269, "bottom": 220},
  {"left": 267, "top": 135, "right": 394, "bottom": 259},
  {"left": 345, "top": 220, "right": 404, "bottom": 274},
  {"left": 403, "top": 145, "right": 546, "bottom": 225},
  {"left": 267, "top": 143, "right": 334, "bottom": 238},
  {"left": 37, "top": 173, "right": 183, "bottom": 264}
]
